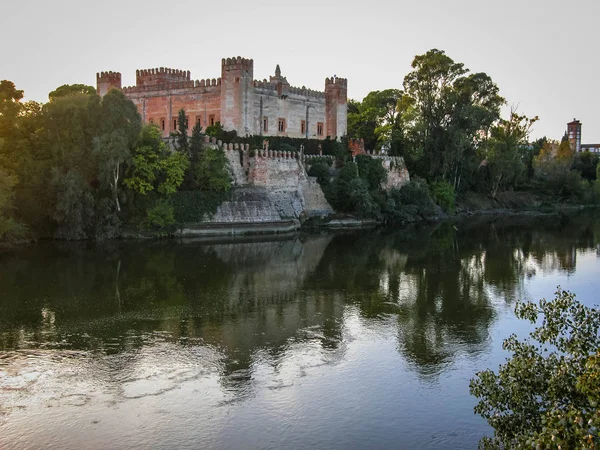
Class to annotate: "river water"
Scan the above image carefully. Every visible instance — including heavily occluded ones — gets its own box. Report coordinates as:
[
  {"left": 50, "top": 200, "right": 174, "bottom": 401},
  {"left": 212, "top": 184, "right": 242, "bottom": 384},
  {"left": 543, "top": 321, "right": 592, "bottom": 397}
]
[{"left": 1, "top": 212, "right": 599, "bottom": 449}]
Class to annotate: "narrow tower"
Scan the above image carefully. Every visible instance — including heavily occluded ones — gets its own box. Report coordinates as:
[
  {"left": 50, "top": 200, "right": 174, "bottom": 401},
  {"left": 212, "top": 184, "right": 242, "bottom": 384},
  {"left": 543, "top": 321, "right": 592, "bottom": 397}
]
[
  {"left": 567, "top": 118, "right": 582, "bottom": 153},
  {"left": 96, "top": 71, "right": 122, "bottom": 96},
  {"left": 325, "top": 76, "right": 347, "bottom": 139},
  {"left": 220, "top": 57, "right": 254, "bottom": 135}
]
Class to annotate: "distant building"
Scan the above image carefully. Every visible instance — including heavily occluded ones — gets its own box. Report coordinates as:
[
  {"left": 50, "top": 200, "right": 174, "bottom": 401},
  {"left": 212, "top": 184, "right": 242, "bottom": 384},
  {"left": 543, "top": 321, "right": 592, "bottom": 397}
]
[{"left": 567, "top": 119, "right": 599, "bottom": 153}]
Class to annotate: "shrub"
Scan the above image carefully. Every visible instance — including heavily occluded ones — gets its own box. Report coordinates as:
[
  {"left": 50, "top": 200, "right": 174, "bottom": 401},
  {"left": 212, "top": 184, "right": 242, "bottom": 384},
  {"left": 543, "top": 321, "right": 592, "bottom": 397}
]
[
  {"left": 356, "top": 154, "right": 388, "bottom": 191},
  {"left": 347, "top": 178, "right": 378, "bottom": 218},
  {"left": 383, "top": 178, "right": 439, "bottom": 222},
  {"left": 430, "top": 180, "right": 455, "bottom": 213},
  {"left": 146, "top": 198, "right": 175, "bottom": 230},
  {"left": 308, "top": 161, "right": 331, "bottom": 186}
]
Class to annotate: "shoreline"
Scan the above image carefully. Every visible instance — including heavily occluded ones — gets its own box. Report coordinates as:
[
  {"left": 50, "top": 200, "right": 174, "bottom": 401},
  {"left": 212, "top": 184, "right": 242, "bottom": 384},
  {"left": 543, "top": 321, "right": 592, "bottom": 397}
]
[{"left": 2, "top": 203, "right": 597, "bottom": 249}]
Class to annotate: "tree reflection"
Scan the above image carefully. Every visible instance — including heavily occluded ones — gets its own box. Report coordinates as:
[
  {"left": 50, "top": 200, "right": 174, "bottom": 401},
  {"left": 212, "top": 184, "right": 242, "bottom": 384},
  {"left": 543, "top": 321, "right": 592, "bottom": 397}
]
[{"left": 0, "top": 210, "right": 598, "bottom": 387}]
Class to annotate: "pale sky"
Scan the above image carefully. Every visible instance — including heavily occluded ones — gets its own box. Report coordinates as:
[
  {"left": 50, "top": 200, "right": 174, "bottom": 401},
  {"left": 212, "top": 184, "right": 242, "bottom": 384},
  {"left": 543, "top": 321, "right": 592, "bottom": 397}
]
[{"left": 2, "top": 0, "right": 599, "bottom": 142}]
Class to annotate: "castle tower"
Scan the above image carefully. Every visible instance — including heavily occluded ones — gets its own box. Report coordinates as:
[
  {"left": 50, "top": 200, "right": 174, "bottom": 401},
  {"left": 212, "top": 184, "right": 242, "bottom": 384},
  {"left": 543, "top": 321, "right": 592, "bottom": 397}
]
[
  {"left": 567, "top": 118, "right": 582, "bottom": 153},
  {"left": 325, "top": 76, "right": 347, "bottom": 139},
  {"left": 96, "top": 71, "right": 122, "bottom": 96},
  {"left": 220, "top": 57, "right": 254, "bottom": 135}
]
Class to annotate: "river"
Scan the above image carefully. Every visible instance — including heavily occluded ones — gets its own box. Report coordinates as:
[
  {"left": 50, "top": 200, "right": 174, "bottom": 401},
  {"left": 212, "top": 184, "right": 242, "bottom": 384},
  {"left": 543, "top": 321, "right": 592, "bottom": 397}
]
[{"left": 1, "top": 211, "right": 599, "bottom": 449}]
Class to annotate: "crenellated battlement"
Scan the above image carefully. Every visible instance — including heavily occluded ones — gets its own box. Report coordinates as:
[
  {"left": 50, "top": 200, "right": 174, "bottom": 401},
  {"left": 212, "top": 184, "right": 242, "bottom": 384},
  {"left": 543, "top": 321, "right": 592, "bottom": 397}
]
[
  {"left": 96, "top": 71, "right": 121, "bottom": 83},
  {"left": 136, "top": 67, "right": 191, "bottom": 87},
  {"left": 251, "top": 149, "right": 299, "bottom": 160},
  {"left": 96, "top": 71, "right": 122, "bottom": 96},
  {"left": 122, "top": 78, "right": 221, "bottom": 94},
  {"left": 253, "top": 80, "right": 325, "bottom": 99},
  {"left": 325, "top": 77, "right": 348, "bottom": 87},
  {"left": 222, "top": 56, "right": 253, "bottom": 71},
  {"left": 303, "top": 154, "right": 334, "bottom": 162}
]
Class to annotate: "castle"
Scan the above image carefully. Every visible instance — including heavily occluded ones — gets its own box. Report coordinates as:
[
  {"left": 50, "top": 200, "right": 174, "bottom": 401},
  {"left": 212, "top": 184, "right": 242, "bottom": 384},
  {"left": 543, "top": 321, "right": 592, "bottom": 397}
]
[{"left": 96, "top": 57, "right": 347, "bottom": 139}]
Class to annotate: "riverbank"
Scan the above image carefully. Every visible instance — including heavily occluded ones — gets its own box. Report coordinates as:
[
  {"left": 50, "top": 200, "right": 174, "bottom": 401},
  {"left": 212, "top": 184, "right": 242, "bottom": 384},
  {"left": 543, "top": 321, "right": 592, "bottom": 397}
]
[{"left": 1, "top": 191, "right": 598, "bottom": 247}]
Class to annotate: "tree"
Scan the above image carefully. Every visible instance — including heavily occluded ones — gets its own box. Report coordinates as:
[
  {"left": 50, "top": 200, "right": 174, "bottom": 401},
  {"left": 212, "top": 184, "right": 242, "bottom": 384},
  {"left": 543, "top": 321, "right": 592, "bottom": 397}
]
[
  {"left": 93, "top": 131, "right": 129, "bottom": 211},
  {"left": 125, "top": 124, "right": 189, "bottom": 196},
  {"left": 347, "top": 90, "right": 404, "bottom": 152},
  {"left": 470, "top": 288, "right": 599, "bottom": 449},
  {"left": 194, "top": 147, "right": 231, "bottom": 192},
  {"left": 572, "top": 152, "right": 600, "bottom": 182},
  {"left": 557, "top": 138, "right": 574, "bottom": 161},
  {"left": 91, "top": 90, "right": 141, "bottom": 212},
  {"left": 355, "top": 154, "right": 388, "bottom": 190},
  {"left": 175, "top": 109, "right": 189, "bottom": 155},
  {"left": 0, "top": 80, "right": 24, "bottom": 137},
  {"left": 402, "top": 49, "right": 504, "bottom": 189},
  {"left": 0, "top": 153, "right": 26, "bottom": 242},
  {"left": 48, "top": 84, "right": 96, "bottom": 101},
  {"left": 482, "top": 111, "right": 538, "bottom": 197}
]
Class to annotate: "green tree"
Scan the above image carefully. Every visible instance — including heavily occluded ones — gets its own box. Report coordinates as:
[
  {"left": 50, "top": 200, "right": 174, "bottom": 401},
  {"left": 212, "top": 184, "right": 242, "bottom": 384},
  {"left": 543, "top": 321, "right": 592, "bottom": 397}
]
[
  {"left": 402, "top": 49, "right": 504, "bottom": 189},
  {"left": 174, "top": 109, "right": 189, "bottom": 155},
  {"left": 93, "top": 132, "right": 130, "bottom": 211},
  {"left": 572, "top": 152, "right": 600, "bottom": 182},
  {"left": 51, "top": 169, "right": 95, "bottom": 240},
  {"left": 347, "top": 89, "right": 404, "bottom": 152},
  {"left": 482, "top": 111, "right": 538, "bottom": 197},
  {"left": 470, "top": 288, "right": 599, "bottom": 449},
  {"left": 125, "top": 124, "right": 187, "bottom": 196},
  {"left": 93, "top": 90, "right": 141, "bottom": 212},
  {"left": 48, "top": 84, "right": 96, "bottom": 101},
  {"left": 307, "top": 160, "right": 331, "bottom": 186},
  {"left": 355, "top": 154, "right": 388, "bottom": 190},
  {"left": 0, "top": 80, "right": 24, "bottom": 137},
  {"left": 194, "top": 147, "right": 231, "bottom": 192},
  {"left": 0, "top": 161, "right": 26, "bottom": 242},
  {"left": 326, "top": 161, "right": 359, "bottom": 212},
  {"left": 158, "top": 151, "right": 189, "bottom": 195},
  {"left": 557, "top": 138, "right": 574, "bottom": 161}
]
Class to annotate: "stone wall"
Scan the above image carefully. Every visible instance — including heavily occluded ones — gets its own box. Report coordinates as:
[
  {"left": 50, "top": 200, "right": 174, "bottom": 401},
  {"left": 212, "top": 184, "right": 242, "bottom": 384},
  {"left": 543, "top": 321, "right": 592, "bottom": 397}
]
[
  {"left": 247, "top": 150, "right": 302, "bottom": 187},
  {"left": 253, "top": 86, "right": 327, "bottom": 139},
  {"left": 202, "top": 140, "right": 334, "bottom": 223},
  {"left": 373, "top": 156, "right": 411, "bottom": 190}
]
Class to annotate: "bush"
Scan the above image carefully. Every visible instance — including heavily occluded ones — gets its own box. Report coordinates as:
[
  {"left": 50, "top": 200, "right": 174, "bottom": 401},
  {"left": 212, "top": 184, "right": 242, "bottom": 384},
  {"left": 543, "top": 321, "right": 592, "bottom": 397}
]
[
  {"left": 356, "top": 154, "right": 388, "bottom": 191},
  {"left": 308, "top": 161, "right": 331, "bottom": 186},
  {"left": 470, "top": 288, "right": 599, "bottom": 449},
  {"left": 347, "top": 178, "right": 378, "bottom": 218},
  {"left": 383, "top": 178, "right": 439, "bottom": 222},
  {"left": 430, "top": 180, "right": 455, "bottom": 213},
  {"left": 146, "top": 198, "right": 175, "bottom": 230}
]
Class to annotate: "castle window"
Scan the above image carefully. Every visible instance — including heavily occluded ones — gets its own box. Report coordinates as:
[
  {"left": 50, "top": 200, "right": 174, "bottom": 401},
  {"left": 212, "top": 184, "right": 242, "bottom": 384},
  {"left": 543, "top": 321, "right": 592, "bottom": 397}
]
[
  {"left": 173, "top": 118, "right": 178, "bottom": 130},
  {"left": 301, "top": 120, "right": 306, "bottom": 135},
  {"left": 317, "top": 122, "right": 324, "bottom": 136},
  {"left": 263, "top": 117, "right": 268, "bottom": 132},
  {"left": 209, "top": 115, "right": 215, "bottom": 127},
  {"left": 278, "top": 118, "right": 286, "bottom": 132},
  {"left": 196, "top": 116, "right": 202, "bottom": 127},
  {"left": 161, "top": 119, "right": 165, "bottom": 131}
]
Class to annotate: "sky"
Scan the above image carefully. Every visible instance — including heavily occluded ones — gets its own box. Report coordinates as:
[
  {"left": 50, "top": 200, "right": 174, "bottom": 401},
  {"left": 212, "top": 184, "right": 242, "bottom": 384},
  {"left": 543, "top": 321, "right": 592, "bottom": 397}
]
[{"left": 2, "top": 0, "right": 599, "bottom": 142}]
